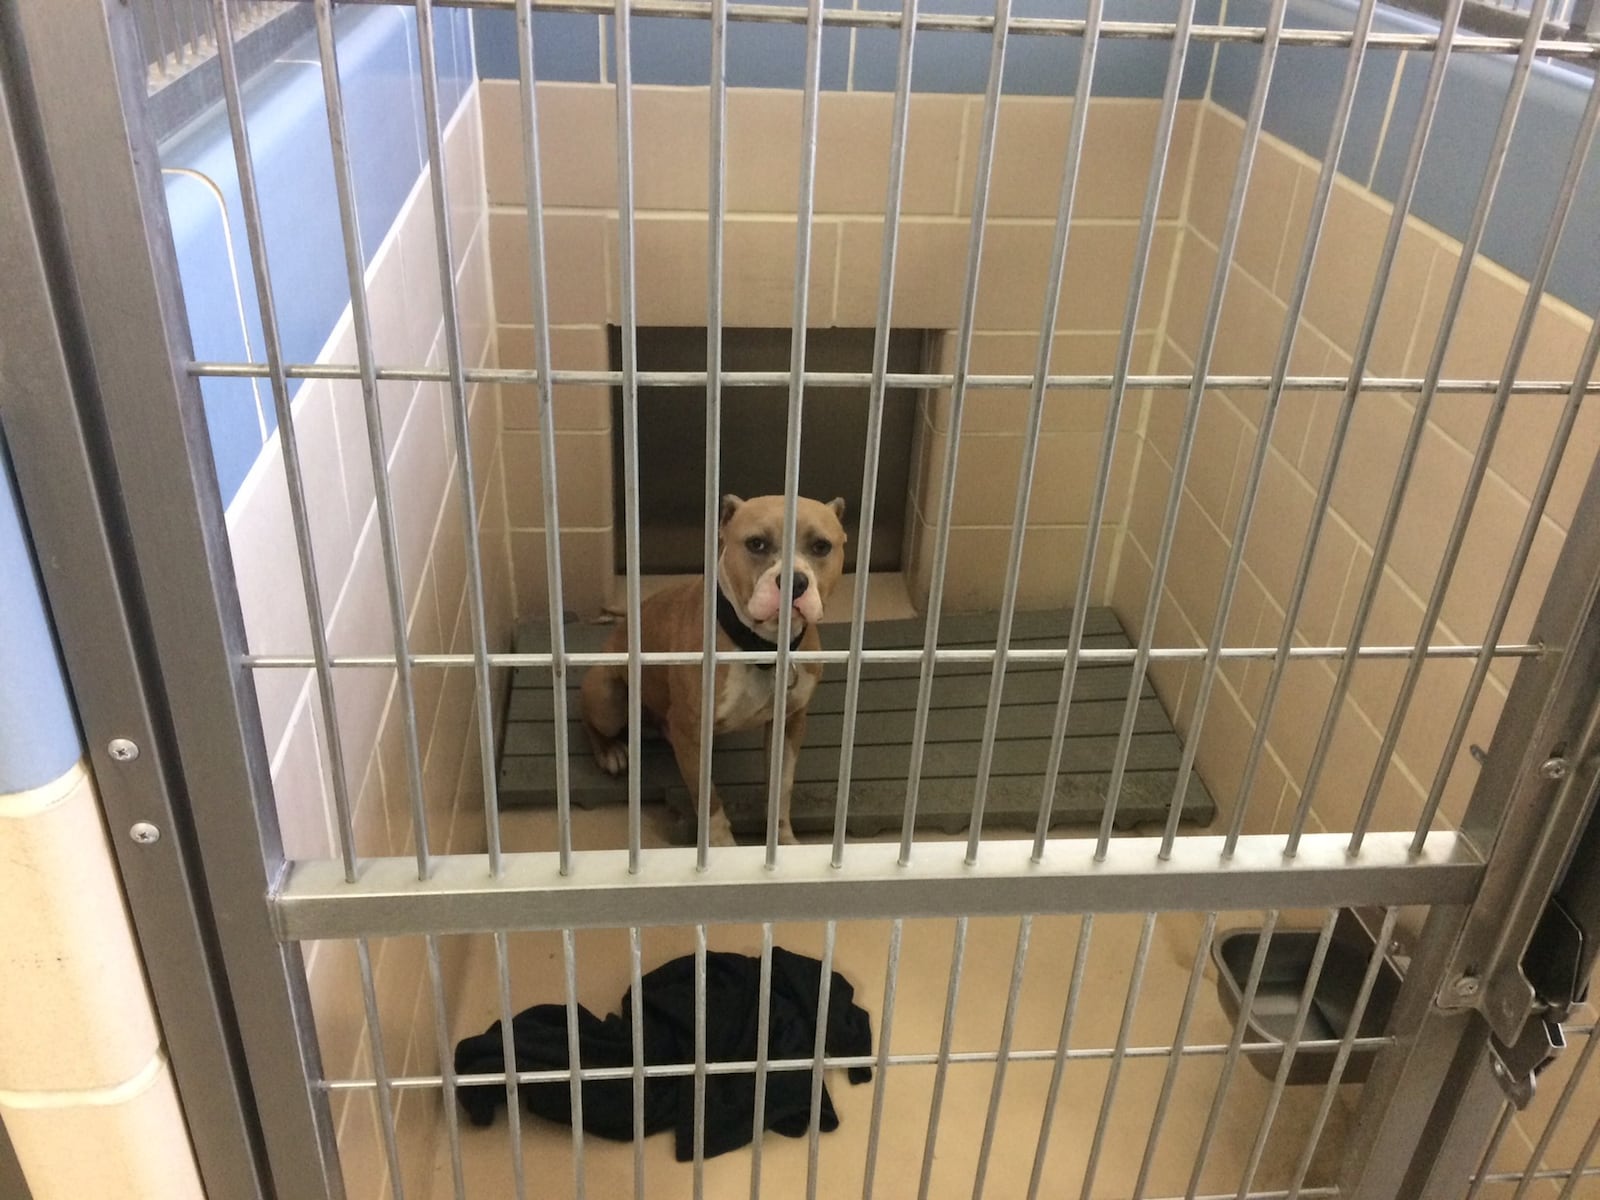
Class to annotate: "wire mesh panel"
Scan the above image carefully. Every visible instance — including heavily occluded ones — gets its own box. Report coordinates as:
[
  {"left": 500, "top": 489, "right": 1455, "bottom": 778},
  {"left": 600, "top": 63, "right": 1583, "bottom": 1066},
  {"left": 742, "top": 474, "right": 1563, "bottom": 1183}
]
[
  {"left": 1465, "top": 1015, "right": 1600, "bottom": 1199},
  {"left": 302, "top": 908, "right": 1445, "bottom": 1199},
  {"left": 181, "top": 0, "right": 1600, "bottom": 1188},
  {"left": 13, "top": 0, "right": 1600, "bottom": 1196}
]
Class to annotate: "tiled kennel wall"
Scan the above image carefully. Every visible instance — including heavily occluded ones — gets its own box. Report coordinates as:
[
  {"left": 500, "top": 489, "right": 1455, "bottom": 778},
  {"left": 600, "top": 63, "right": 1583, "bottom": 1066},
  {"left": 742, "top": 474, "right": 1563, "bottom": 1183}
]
[
  {"left": 481, "top": 82, "right": 1196, "bottom": 617},
  {"left": 170, "top": 24, "right": 507, "bottom": 1200},
  {"left": 1117, "top": 97, "right": 1600, "bottom": 1186},
  {"left": 1120, "top": 105, "right": 1600, "bottom": 843},
  {"left": 227, "top": 106, "right": 509, "bottom": 1200},
  {"left": 1101, "top": 0, "right": 1600, "bottom": 859}
]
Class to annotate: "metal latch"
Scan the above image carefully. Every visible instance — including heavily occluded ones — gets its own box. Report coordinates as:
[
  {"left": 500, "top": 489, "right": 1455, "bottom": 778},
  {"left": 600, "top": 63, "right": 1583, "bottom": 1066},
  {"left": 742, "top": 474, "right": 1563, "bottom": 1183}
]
[
  {"left": 1484, "top": 788, "right": 1599, "bottom": 1108},
  {"left": 1488, "top": 1014, "right": 1565, "bottom": 1109}
]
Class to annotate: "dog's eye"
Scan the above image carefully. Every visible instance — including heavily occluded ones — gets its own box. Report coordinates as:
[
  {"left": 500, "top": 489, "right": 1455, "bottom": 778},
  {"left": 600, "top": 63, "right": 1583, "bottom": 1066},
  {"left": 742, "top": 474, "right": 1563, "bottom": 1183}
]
[
  {"left": 810, "top": 538, "right": 833, "bottom": 557},
  {"left": 744, "top": 536, "right": 769, "bottom": 555}
]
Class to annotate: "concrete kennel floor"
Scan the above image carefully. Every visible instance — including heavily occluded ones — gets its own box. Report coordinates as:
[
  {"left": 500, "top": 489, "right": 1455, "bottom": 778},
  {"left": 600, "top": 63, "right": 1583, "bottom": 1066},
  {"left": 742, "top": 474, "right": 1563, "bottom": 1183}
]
[{"left": 422, "top": 807, "right": 1359, "bottom": 1199}]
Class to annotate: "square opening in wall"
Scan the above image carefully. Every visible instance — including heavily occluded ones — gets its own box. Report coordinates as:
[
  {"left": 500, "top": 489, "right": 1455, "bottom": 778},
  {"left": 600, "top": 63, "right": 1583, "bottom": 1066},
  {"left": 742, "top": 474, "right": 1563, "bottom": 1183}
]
[{"left": 608, "top": 327, "right": 929, "bottom": 575}]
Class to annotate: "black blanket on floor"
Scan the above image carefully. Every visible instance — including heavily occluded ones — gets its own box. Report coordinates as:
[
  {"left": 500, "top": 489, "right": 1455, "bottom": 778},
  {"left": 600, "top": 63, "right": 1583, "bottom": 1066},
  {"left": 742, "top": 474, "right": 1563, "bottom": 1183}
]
[{"left": 453, "top": 946, "right": 874, "bottom": 1162}]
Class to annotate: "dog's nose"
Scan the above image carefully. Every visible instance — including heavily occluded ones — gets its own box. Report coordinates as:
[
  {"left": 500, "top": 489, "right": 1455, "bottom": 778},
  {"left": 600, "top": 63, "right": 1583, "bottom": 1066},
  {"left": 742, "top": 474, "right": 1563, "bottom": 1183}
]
[{"left": 792, "top": 574, "right": 810, "bottom": 599}]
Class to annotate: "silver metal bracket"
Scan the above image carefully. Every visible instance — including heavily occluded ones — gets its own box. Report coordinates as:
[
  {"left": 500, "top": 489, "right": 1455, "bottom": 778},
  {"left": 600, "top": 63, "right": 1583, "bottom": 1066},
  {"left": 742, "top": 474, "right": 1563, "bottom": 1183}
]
[{"left": 1487, "top": 1015, "right": 1565, "bottom": 1109}]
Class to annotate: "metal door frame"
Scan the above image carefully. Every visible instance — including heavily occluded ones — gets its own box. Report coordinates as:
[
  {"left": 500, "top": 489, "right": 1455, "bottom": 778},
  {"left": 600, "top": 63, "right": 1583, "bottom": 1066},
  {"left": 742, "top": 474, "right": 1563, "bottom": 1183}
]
[
  {"left": 0, "top": 2, "right": 336, "bottom": 1197},
  {"left": 4, "top": 1, "right": 1599, "bottom": 1198}
]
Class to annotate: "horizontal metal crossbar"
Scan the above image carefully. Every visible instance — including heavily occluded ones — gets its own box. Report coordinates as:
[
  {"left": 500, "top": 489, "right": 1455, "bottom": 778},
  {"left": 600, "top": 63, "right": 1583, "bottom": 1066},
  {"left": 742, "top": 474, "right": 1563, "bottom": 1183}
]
[
  {"left": 243, "top": 641, "right": 1544, "bottom": 670},
  {"left": 321, "top": 1036, "right": 1400, "bottom": 1091},
  {"left": 271, "top": 0, "right": 1600, "bottom": 57},
  {"left": 188, "top": 360, "right": 1600, "bottom": 396},
  {"left": 272, "top": 832, "right": 1481, "bottom": 939},
  {"left": 1476, "top": 1166, "right": 1600, "bottom": 1184}
]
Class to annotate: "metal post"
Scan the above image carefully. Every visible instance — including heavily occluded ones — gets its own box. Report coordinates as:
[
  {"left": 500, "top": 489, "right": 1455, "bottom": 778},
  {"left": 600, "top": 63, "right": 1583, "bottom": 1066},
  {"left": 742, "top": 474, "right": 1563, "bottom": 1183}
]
[
  {"left": 0, "top": 18, "right": 274, "bottom": 1198},
  {"left": 7, "top": 0, "right": 340, "bottom": 1194}
]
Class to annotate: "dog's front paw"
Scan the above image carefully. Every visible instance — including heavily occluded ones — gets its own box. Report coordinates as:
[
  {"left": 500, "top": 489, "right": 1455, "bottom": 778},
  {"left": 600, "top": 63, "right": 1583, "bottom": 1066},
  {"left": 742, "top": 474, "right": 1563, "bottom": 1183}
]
[
  {"left": 777, "top": 820, "right": 799, "bottom": 845},
  {"left": 593, "top": 741, "right": 627, "bottom": 776},
  {"left": 707, "top": 810, "right": 737, "bottom": 847}
]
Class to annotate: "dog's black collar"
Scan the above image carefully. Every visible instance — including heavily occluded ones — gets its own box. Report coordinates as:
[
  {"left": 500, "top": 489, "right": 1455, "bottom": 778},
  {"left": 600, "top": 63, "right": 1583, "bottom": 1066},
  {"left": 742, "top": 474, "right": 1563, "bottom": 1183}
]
[{"left": 716, "top": 585, "right": 804, "bottom": 668}]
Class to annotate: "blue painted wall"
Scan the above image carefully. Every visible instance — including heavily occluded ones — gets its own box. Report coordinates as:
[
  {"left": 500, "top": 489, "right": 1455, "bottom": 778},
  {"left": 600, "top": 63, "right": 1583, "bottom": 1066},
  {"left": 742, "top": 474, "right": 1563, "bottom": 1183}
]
[
  {"left": 0, "top": 434, "right": 83, "bottom": 794},
  {"left": 472, "top": 0, "right": 1221, "bottom": 96},
  {"left": 161, "top": 6, "right": 474, "bottom": 506},
  {"left": 1210, "top": 0, "right": 1598, "bottom": 316}
]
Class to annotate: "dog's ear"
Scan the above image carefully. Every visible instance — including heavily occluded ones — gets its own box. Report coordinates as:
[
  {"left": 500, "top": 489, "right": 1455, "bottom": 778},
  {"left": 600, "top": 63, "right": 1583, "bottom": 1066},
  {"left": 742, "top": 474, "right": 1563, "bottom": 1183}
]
[
  {"left": 827, "top": 497, "right": 847, "bottom": 524},
  {"left": 719, "top": 494, "right": 745, "bottom": 527}
]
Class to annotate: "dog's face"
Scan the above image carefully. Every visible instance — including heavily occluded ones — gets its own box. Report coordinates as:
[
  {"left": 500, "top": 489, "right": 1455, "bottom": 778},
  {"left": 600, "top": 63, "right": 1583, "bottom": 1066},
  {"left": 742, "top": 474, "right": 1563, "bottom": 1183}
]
[{"left": 718, "top": 494, "right": 848, "bottom": 636}]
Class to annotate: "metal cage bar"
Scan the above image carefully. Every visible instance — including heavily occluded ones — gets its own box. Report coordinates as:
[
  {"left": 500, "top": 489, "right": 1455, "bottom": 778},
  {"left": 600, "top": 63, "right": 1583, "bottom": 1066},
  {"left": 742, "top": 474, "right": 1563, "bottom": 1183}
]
[
  {"left": 1356, "top": 17, "right": 1596, "bottom": 851},
  {"left": 244, "top": 639, "right": 1545, "bottom": 672},
  {"left": 629, "top": 926, "right": 647, "bottom": 1199},
  {"left": 1038, "top": 0, "right": 1195, "bottom": 863},
  {"left": 188, "top": 359, "right": 1600, "bottom": 394},
  {"left": 355, "top": 939, "right": 406, "bottom": 1200},
  {"left": 1234, "top": 0, "right": 1467, "bottom": 845},
  {"left": 1080, "top": 912, "right": 1159, "bottom": 1198},
  {"left": 1196, "top": 0, "right": 1379, "bottom": 855},
  {"left": 748, "top": 923, "right": 776, "bottom": 1199},
  {"left": 492, "top": 931, "right": 529, "bottom": 1200},
  {"left": 917, "top": 915, "right": 969, "bottom": 1200},
  {"left": 564, "top": 928, "right": 590, "bottom": 1199},
  {"left": 976, "top": 0, "right": 1101, "bottom": 861},
  {"left": 860, "top": 918, "right": 903, "bottom": 1200},
  {"left": 1287, "top": 908, "right": 1401, "bottom": 1194},
  {"left": 697, "top": 0, "right": 728, "bottom": 870},
  {"left": 226, "top": 0, "right": 1600, "bottom": 57},
  {"left": 763, "top": 0, "right": 826, "bottom": 865},
  {"left": 209, "top": 0, "right": 358, "bottom": 880},
  {"left": 276, "top": 832, "right": 1481, "bottom": 938},
  {"left": 900, "top": 0, "right": 1011, "bottom": 863},
  {"left": 971, "top": 914, "right": 1033, "bottom": 1198},
  {"left": 834, "top": 0, "right": 918, "bottom": 868},
  {"left": 804, "top": 920, "right": 837, "bottom": 1200},
  {"left": 513, "top": 0, "right": 577, "bottom": 873},
  {"left": 310, "top": 0, "right": 432, "bottom": 878},
  {"left": 1131, "top": 912, "right": 1219, "bottom": 1199},
  {"left": 424, "top": 936, "right": 468, "bottom": 1200},
  {"left": 1026, "top": 914, "right": 1095, "bottom": 1200},
  {"left": 1186, "top": 910, "right": 1280, "bottom": 1199},
  {"left": 693, "top": 925, "right": 709, "bottom": 1195},
  {"left": 1285, "top": 0, "right": 1549, "bottom": 852},
  {"left": 327, "top": 1030, "right": 1407, "bottom": 1092},
  {"left": 1236, "top": 912, "right": 1338, "bottom": 1196},
  {"left": 1101, "top": 0, "right": 1285, "bottom": 852},
  {"left": 613, "top": 0, "right": 647, "bottom": 873}
]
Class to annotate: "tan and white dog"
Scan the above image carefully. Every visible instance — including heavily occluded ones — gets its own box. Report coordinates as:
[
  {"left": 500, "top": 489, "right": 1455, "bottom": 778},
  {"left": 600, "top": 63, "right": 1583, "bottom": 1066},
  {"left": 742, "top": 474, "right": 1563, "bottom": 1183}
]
[{"left": 579, "top": 493, "right": 848, "bottom": 846}]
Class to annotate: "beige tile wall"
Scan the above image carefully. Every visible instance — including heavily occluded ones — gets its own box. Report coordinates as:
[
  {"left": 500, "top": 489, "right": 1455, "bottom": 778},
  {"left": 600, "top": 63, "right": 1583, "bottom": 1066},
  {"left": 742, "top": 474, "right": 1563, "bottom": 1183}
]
[
  {"left": 1116, "top": 103, "right": 1599, "bottom": 841},
  {"left": 476, "top": 81, "right": 1597, "bottom": 849},
  {"left": 480, "top": 82, "right": 1199, "bottom": 617},
  {"left": 225, "top": 88, "right": 509, "bottom": 1200}
]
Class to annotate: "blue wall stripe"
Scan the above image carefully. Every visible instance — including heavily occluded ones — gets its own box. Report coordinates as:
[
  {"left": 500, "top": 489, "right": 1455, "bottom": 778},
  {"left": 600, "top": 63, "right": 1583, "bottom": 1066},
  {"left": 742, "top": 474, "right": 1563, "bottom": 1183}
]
[
  {"left": 0, "top": 433, "right": 84, "bottom": 795},
  {"left": 473, "top": 8, "right": 602, "bottom": 81},
  {"left": 472, "top": 0, "right": 1216, "bottom": 94},
  {"left": 1210, "top": 0, "right": 1597, "bottom": 316},
  {"left": 160, "top": 6, "right": 474, "bottom": 505},
  {"left": 475, "top": 0, "right": 1597, "bottom": 314}
]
